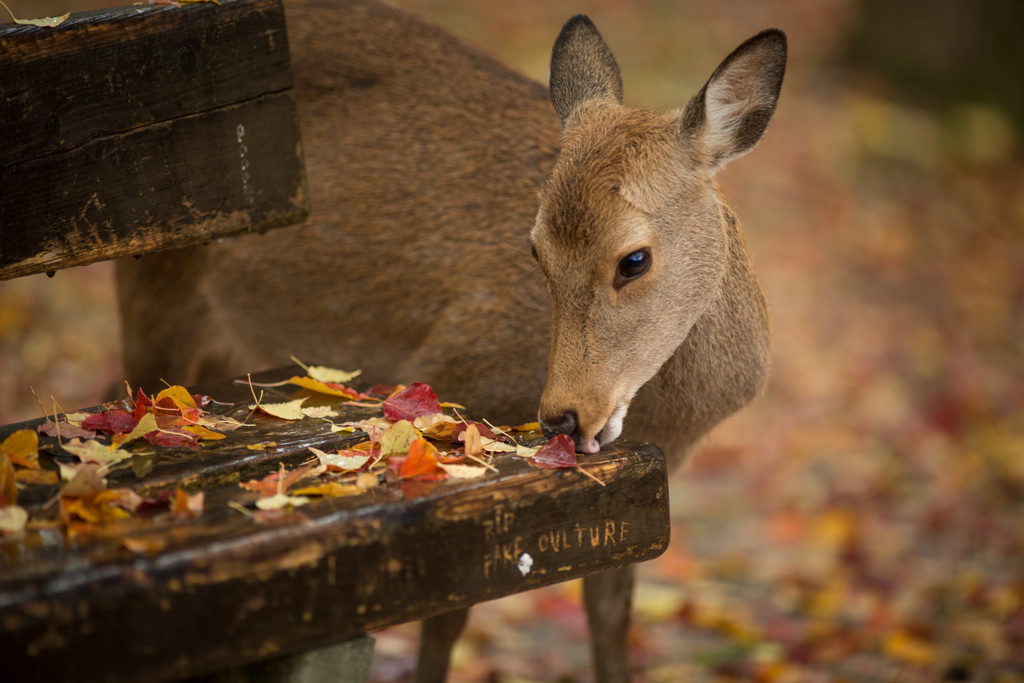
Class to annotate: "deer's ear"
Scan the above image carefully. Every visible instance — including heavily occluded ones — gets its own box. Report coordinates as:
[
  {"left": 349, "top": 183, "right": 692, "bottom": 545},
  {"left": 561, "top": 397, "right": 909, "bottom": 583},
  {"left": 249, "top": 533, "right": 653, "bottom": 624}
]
[
  {"left": 681, "top": 29, "right": 787, "bottom": 171},
  {"left": 549, "top": 15, "right": 623, "bottom": 129}
]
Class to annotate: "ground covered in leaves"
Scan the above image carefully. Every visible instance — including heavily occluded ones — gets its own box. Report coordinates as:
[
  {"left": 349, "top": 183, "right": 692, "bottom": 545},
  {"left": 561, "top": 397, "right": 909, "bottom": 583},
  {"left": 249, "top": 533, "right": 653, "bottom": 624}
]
[{"left": 2, "top": 0, "right": 1023, "bottom": 681}]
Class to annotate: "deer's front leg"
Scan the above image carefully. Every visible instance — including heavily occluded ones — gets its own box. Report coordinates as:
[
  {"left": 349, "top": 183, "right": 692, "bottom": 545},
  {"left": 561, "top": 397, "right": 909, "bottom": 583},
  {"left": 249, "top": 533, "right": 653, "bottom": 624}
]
[
  {"left": 583, "top": 564, "right": 636, "bottom": 683},
  {"left": 414, "top": 607, "right": 470, "bottom": 683}
]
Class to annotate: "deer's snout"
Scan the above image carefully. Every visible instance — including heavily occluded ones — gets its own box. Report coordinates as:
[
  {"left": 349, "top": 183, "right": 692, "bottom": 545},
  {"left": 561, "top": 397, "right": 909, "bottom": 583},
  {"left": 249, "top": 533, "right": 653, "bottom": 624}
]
[{"left": 539, "top": 409, "right": 601, "bottom": 454}]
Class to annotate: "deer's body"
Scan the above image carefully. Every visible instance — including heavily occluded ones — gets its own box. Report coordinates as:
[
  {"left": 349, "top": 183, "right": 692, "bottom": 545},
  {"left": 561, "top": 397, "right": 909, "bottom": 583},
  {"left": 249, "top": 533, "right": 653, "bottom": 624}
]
[{"left": 117, "top": 1, "right": 784, "bottom": 681}]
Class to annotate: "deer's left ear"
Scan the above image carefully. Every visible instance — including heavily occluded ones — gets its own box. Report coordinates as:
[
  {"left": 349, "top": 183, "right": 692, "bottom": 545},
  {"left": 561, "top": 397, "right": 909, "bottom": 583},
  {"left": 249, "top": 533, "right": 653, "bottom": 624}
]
[
  {"left": 680, "top": 29, "right": 787, "bottom": 171},
  {"left": 549, "top": 15, "right": 623, "bottom": 129}
]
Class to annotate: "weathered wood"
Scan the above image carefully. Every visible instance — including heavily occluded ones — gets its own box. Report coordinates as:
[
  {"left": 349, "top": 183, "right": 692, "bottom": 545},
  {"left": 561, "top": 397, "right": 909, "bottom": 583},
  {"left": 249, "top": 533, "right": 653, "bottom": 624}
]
[
  {"left": 0, "top": 0, "right": 309, "bottom": 280},
  {"left": 0, "top": 368, "right": 670, "bottom": 683}
]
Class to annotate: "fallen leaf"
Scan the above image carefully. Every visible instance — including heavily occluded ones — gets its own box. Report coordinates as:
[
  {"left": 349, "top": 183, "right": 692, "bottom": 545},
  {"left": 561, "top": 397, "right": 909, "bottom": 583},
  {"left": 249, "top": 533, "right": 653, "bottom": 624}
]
[
  {"left": 57, "top": 463, "right": 107, "bottom": 497},
  {"left": 452, "top": 421, "right": 496, "bottom": 443},
  {"left": 295, "top": 358, "right": 361, "bottom": 384},
  {"left": 60, "top": 490, "right": 135, "bottom": 525},
  {"left": 300, "top": 405, "right": 339, "bottom": 418},
  {"left": 37, "top": 420, "right": 96, "bottom": 440},
  {"left": 381, "top": 420, "right": 420, "bottom": 456},
  {"left": 398, "top": 438, "right": 448, "bottom": 480},
  {"left": 336, "top": 418, "right": 390, "bottom": 442},
  {"left": 82, "top": 409, "right": 138, "bottom": 435},
  {"left": 250, "top": 398, "right": 307, "bottom": 420},
  {"left": 1, "top": 429, "right": 39, "bottom": 468},
  {"left": 144, "top": 426, "right": 200, "bottom": 449},
  {"left": 62, "top": 438, "right": 132, "bottom": 466},
  {"left": 383, "top": 383, "right": 442, "bottom": 422},
  {"left": 113, "top": 412, "right": 158, "bottom": 446},
  {"left": 355, "top": 472, "right": 379, "bottom": 491},
  {"left": 308, "top": 447, "right": 371, "bottom": 472},
  {"left": 480, "top": 437, "right": 517, "bottom": 453},
  {"left": 247, "top": 442, "right": 277, "bottom": 450},
  {"left": 291, "top": 482, "right": 361, "bottom": 497},
  {"left": 255, "top": 493, "right": 310, "bottom": 510},
  {"left": 439, "top": 463, "right": 490, "bottom": 479},
  {"left": 463, "top": 423, "right": 484, "bottom": 457},
  {"left": 367, "top": 384, "right": 400, "bottom": 397},
  {"left": 171, "top": 489, "right": 204, "bottom": 518},
  {"left": 421, "top": 419, "right": 456, "bottom": 441},
  {"left": 287, "top": 376, "right": 370, "bottom": 400},
  {"left": 122, "top": 534, "right": 168, "bottom": 555},
  {"left": 240, "top": 461, "right": 326, "bottom": 496},
  {"left": 15, "top": 469, "right": 59, "bottom": 485},
  {"left": 530, "top": 435, "right": 578, "bottom": 469},
  {"left": 155, "top": 385, "right": 198, "bottom": 412},
  {"left": 414, "top": 412, "right": 456, "bottom": 431},
  {"left": 513, "top": 422, "right": 542, "bottom": 431},
  {"left": 63, "top": 412, "right": 91, "bottom": 427},
  {"left": 195, "top": 415, "right": 248, "bottom": 432},
  {"left": 515, "top": 444, "right": 541, "bottom": 458},
  {"left": 11, "top": 12, "right": 70, "bottom": 27},
  {"left": 0, "top": 453, "right": 16, "bottom": 506},
  {"left": 181, "top": 424, "right": 227, "bottom": 440},
  {"left": 0, "top": 505, "right": 28, "bottom": 534}
]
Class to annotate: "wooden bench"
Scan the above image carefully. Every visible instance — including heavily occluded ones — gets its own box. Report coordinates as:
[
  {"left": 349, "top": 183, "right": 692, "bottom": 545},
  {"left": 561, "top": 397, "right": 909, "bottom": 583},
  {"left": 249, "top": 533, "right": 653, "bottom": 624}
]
[
  {"left": 0, "top": 367, "right": 671, "bottom": 682},
  {"left": 0, "top": 0, "right": 309, "bottom": 280}
]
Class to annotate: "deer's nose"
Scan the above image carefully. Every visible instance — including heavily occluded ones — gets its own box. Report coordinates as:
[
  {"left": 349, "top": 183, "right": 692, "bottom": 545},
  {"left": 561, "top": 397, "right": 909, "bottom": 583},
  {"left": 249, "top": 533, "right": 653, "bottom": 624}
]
[{"left": 540, "top": 410, "right": 579, "bottom": 441}]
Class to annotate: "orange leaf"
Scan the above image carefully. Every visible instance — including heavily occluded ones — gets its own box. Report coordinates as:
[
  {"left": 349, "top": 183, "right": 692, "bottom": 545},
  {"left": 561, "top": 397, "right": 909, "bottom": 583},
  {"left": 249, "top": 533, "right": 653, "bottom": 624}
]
[
  {"left": 399, "top": 438, "right": 447, "bottom": 480},
  {"left": 0, "top": 453, "right": 16, "bottom": 507},
  {"left": 1, "top": 429, "right": 39, "bottom": 469},
  {"left": 15, "top": 469, "right": 59, "bottom": 486},
  {"left": 181, "top": 424, "right": 226, "bottom": 441}
]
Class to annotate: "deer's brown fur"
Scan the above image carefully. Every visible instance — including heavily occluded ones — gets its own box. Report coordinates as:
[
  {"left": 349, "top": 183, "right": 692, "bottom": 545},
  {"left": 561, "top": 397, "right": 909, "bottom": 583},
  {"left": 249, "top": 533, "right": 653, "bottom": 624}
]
[{"left": 116, "top": 2, "right": 785, "bottom": 681}]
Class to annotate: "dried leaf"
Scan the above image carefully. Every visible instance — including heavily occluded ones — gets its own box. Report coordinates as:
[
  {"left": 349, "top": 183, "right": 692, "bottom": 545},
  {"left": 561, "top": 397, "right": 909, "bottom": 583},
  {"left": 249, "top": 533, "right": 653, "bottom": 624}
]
[
  {"left": 439, "top": 463, "right": 490, "bottom": 479},
  {"left": 13, "top": 12, "right": 70, "bottom": 27},
  {"left": 381, "top": 420, "right": 420, "bottom": 456},
  {"left": 240, "top": 461, "right": 326, "bottom": 497},
  {"left": 63, "top": 412, "right": 91, "bottom": 427},
  {"left": 303, "top": 363, "right": 361, "bottom": 384},
  {"left": 335, "top": 418, "right": 389, "bottom": 442},
  {"left": 413, "top": 412, "right": 456, "bottom": 431},
  {"left": 0, "top": 505, "right": 28, "bottom": 534},
  {"left": 0, "top": 453, "right": 16, "bottom": 506},
  {"left": 180, "top": 424, "right": 226, "bottom": 440},
  {"left": 530, "top": 434, "right": 578, "bottom": 469},
  {"left": 143, "top": 426, "right": 200, "bottom": 449},
  {"left": 195, "top": 415, "right": 248, "bottom": 432},
  {"left": 398, "top": 438, "right": 447, "bottom": 480},
  {"left": 464, "top": 423, "right": 483, "bottom": 457},
  {"left": 515, "top": 444, "right": 541, "bottom": 459},
  {"left": 480, "top": 437, "right": 517, "bottom": 453},
  {"left": 171, "top": 489, "right": 204, "bottom": 518},
  {"left": 58, "top": 463, "right": 107, "bottom": 497},
  {"left": 122, "top": 534, "right": 168, "bottom": 555},
  {"left": 287, "top": 376, "right": 370, "bottom": 400},
  {"left": 37, "top": 420, "right": 96, "bottom": 440},
  {"left": 60, "top": 490, "right": 135, "bottom": 525},
  {"left": 513, "top": 422, "right": 542, "bottom": 431},
  {"left": 250, "top": 398, "right": 307, "bottom": 420},
  {"left": 452, "top": 421, "right": 495, "bottom": 443},
  {"left": 308, "top": 447, "right": 370, "bottom": 472},
  {"left": 15, "top": 469, "right": 59, "bottom": 485},
  {"left": 291, "top": 482, "right": 361, "bottom": 497},
  {"left": 247, "top": 442, "right": 277, "bottom": 450},
  {"left": 1, "top": 429, "right": 39, "bottom": 468},
  {"left": 382, "top": 383, "right": 442, "bottom": 422},
  {"left": 63, "top": 438, "right": 132, "bottom": 466},
  {"left": 255, "top": 493, "right": 310, "bottom": 510},
  {"left": 300, "top": 405, "right": 339, "bottom": 418}
]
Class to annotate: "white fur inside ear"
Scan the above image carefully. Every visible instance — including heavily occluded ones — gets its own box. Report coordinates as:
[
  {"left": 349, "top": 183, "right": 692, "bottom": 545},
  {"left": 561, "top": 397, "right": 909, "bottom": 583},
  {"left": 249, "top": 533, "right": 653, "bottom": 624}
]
[{"left": 703, "top": 52, "right": 773, "bottom": 161}]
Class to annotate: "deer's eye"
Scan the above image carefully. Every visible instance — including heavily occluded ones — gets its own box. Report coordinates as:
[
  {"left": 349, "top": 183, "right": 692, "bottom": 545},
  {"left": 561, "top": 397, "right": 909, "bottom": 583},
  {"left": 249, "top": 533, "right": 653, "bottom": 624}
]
[{"left": 616, "top": 249, "right": 651, "bottom": 286}]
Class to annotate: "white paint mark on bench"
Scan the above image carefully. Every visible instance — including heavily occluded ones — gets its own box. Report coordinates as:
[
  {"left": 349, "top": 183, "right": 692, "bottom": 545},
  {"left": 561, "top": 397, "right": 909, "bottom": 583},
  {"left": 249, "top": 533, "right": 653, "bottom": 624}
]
[
  {"left": 236, "top": 124, "right": 254, "bottom": 210},
  {"left": 517, "top": 552, "right": 533, "bottom": 577}
]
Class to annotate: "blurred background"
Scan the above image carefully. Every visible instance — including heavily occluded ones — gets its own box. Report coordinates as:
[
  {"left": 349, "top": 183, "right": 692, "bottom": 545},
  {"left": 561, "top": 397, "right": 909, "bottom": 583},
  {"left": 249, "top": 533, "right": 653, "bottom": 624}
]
[{"left": 3, "top": 0, "right": 1023, "bottom": 680}]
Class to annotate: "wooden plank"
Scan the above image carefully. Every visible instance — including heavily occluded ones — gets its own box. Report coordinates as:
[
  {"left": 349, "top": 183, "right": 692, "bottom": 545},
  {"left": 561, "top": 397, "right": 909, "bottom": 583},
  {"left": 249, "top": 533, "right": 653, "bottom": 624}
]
[
  {"left": 0, "top": 0, "right": 309, "bottom": 280},
  {"left": 0, "top": 368, "right": 671, "bottom": 682}
]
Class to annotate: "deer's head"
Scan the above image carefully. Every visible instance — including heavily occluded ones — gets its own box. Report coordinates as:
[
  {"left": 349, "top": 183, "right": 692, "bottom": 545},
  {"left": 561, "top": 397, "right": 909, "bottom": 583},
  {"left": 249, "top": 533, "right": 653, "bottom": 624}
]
[{"left": 533, "top": 16, "right": 786, "bottom": 452}]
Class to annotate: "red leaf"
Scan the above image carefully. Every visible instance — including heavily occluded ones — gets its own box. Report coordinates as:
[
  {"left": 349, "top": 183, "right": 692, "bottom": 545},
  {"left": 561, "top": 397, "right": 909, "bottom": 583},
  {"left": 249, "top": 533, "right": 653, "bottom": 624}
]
[
  {"left": 531, "top": 435, "right": 578, "bottom": 469},
  {"left": 192, "top": 394, "right": 212, "bottom": 409},
  {"left": 383, "top": 383, "right": 442, "bottom": 422},
  {"left": 144, "top": 427, "right": 200, "bottom": 449},
  {"left": 367, "top": 384, "right": 399, "bottom": 398},
  {"left": 132, "top": 389, "right": 154, "bottom": 422},
  {"left": 82, "top": 410, "right": 138, "bottom": 435}
]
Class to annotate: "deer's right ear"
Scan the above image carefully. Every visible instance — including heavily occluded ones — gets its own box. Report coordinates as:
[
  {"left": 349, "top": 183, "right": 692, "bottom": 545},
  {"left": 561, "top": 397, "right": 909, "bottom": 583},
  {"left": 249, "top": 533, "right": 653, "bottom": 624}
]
[
  {"left": 549, "top": 15, "right": 623, "bottom": 129},
  {"left": 681, "top": 29, "right": 787, "bottom": 171}
]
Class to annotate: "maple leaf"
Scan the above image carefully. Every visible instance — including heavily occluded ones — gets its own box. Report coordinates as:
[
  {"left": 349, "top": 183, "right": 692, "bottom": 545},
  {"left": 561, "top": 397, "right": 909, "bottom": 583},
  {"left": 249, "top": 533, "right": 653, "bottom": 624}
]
[
  {"left": 382, "top": 383, "right": 442, "bottom": 422},
  {"left": 530, "top": 435, "right": 578, "bottom": 469},
  {"left": 398, "top": 438, "right": 448, "bottom": 481},
  {"left": 1, "top": 429, "right": 39, "bottom": 469},
  {"left": 62, "top": 438, "right": 132, "bottom": 466},
  {"left": 250, "top": 397, "right": 307, "bottom": 420},
  {"left": 82, "top": 409, "right": 138, "bottom": 435},
  {"left": 0, "top": 505, "right": 28, "bottom": 534},
  {"left": 308, "top": 447, "right": 371, "bottom": 472}
]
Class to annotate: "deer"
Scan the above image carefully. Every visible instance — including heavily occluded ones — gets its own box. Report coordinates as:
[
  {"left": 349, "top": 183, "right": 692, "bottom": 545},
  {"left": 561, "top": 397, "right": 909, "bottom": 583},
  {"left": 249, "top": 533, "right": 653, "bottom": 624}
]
[{"left": 115, "top": 0, "right": 786, "bottom": 681}]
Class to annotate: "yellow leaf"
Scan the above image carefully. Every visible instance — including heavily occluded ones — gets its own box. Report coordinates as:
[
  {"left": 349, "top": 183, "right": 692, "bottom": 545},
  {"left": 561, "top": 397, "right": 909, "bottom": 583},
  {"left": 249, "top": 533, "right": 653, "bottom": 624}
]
[
  {"left": 112, "top": 412, "right": 158, "bottom": 446},
  {"left": 155, "top": 385, "right": 198, "bottom": 411},
  {"left": 14, "top": 12, "right": 70, "bottom": 27},
  {"left": 63, "top": 412, "right": 91, "bottom": 427},
  {"left": 308, "top": 447, "right": 370, "bottom": 472},
  {"left": 287, "top": 376, "right": 366, "bottom": 399},
  {"left": 0, "top": 505, "right": 28, "bottom": 535},
  {"left": 307, "top": 365, "right": 361, "bottom": 384},
  {"left": 247, "top": 442, "right": 277, "bottom": 450},
  {"left": 413, "top": 412, "right": 455, "bottom": 430},
  {"left": 1, "top": 429, "right": 39, "bottom": 469},
  {"left": 513, "top": 422, "right": 542, "bottom": 431},
  {"left": 883, "top": 631, "right": 936, "bottom": 666},
  {"left": 181, "top": 424, "right": 226, "bottom": 440},
  {"left": 63, "top": 438, "right": 131, "bottom": 466},
  {"left": 381, "top": 420, "right": 419, "bottom": 455},
  {"left": 15, "top": 469, "right": 58, "bottom": 485},
  {"left": 300, "top": 405, "right": 339, "bottom": 418},
  {"left": 480, "top": 437, "right": 516, "bottom": 453},
  {"left": 291, "top": 482, "right": 361, "bottom": 497},
  {"left": 250, "top": 398, "right": 307, "bottom": 420},
  {"left": 255, "top": 493, "right": 310, "bottom": 510}
]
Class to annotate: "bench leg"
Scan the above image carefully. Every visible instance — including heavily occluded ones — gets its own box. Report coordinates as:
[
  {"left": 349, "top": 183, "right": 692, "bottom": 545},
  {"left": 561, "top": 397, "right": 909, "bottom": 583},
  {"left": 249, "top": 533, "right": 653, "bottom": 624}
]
[
  {"left": 583, "top": 565, "right": 635, "bottom": 683},
  {"left": 414, "top": 607, "right": 470, "bottom": 683}
]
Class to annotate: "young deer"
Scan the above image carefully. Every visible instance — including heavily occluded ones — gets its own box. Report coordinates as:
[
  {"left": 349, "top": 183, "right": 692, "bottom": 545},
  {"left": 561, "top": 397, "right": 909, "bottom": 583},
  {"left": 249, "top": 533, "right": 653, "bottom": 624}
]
[{"left": 116, "top": 1, "right": 785, "bottom": 681}]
